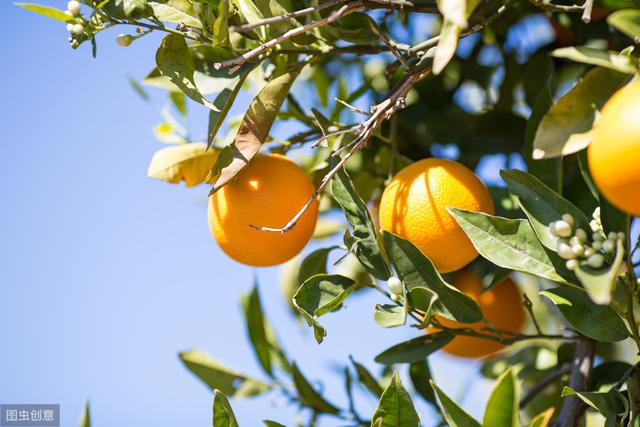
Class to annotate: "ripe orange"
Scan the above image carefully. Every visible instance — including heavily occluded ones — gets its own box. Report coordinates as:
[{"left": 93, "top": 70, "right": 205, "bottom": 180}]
[
  {"left": 208, "top": 153, "right": 318, "bottom": 266},
  {"left": 435, "top": 270, "right": 525, "bottom": 359},
  {"left": 379, "top": 158, "right": 494, "bottom": 273},
  {"left": 589, "top": 80, "right": 640, "bottom": 216}
]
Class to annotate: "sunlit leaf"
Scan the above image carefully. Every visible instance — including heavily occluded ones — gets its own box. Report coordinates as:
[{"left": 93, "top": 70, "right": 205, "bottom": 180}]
[
  {"left": 150, "top": 1, "right": 202, "bottom": 28},
  {"left": 207, "top": 66, "right": 252, "bottom": 148},
  {"left": 15, "top": 3, "right": 73, "bottom": 22},
  {"left": 608, "top": 9, "right": 640, "bottom": 41},
  {"left": 540, "top": 287, "right": 629, "bottom": 342},
  {"left": 553, "top": 47, "right": 638, "bottom": 74},
  {"left": 78, "top": 401, "right": 91, "bottom": 427},
  {"left": 575, "top": 239, "right": 624, "bottom": 304},
  {"left": 431, "top": 380, "right": 481, "bottom": 427},
  {"left": 483, "top": 369, "right": 518, "bottom": 427},
  {"left": 103, "top": 0, "right": 154, "bottom": 19},
  {"left": 147, "top": 143, "right": 218, "bottom": 187},
  {"left": 212, "top": 390, "right": 238, "bottom": 427},
  {"left": 371, "top": 372, "right": 420, "bottom": 427},
  {"left": 561, "top": 387, "right": 627, "bottom": 422},
  {"left": 374, "top": 304, "right": 406, "bottom": 328}
]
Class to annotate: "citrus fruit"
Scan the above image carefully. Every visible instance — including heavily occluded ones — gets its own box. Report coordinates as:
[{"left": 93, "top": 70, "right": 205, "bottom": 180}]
[
  {"left": 379, "top": 158, "right": 494, "bottom": 273},
  {"left": 589, "top": 80, "right": 640, "bottom": 216},
  {"left": 208, "top": 153, "right": 318, "bottom": 266},
  {"left": 435, "top": 270, "right": 525, "bottom": 359}
]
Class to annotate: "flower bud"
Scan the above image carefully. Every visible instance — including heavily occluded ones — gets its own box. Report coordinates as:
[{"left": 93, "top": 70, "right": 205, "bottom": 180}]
[
  {"left": 390, "top": 293, "right": 400, "bottom": 302},
  {"left": 587, "top": 254, "right": 604, "bottom": 268},
  {"left": 618, "top": 232, "right": 626, "bottom": 241},
  {"left": 575, "top": 228, "right": 588, "bottom": 243},
  {"left": 593, "top": 207, "right": 600, "bottom": 219},
  {"left": 557, "top": 242, "right": 575, "bottom": 259},
  {"left": 66, "top": 23, "right": 74, "bottom": 33},
  {"left": 554, "top": 220, "right": 572, "bottom": 237},
  {"left": 562, "top": 213, "right": 575, "bottom": 228},
  {"left": 603, "top": 240, "right": 615, "bottom": 253},
  {"left": 387, "top": 276, "right": 403, "bottom": 296},
  {"left": 593, "top": 232, "right": 604, "bottom": 241},
  {"left": 608, "top": 231, "right": 618, "bottom": 240},
  {"left": 571, "top": 244, "right": 585, "bottom": 257},
  {"left": 70, "top": 23, "right": 84, "bottom": 35},
  {"left": 67, "top": 0, "right": 81, "bottom": 16},
  {"left": 116, "top": 34, "right": 133, "bottom": 46},
  {"left": 592, "top": 240, "right": 602, "bottom": 251},
  {"left": 566, "top": 259, "right": 579, "bottom": 271},
  {"left": 584, "top": 247, "right": 595, "bottom": 258}
]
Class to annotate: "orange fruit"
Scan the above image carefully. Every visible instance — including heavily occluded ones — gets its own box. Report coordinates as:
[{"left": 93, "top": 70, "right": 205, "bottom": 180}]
[
  {"left": 208, "top": 153, "right": 318, "bottom": 266},
  {"left": 589, "top": 80, "right": 640, "bottom": 216},
  {"left": 379, "top": 158, "right": 494, "bottom": 273},
  {"left": 435, "top": 270, "right": 525, "bottom": 359}
]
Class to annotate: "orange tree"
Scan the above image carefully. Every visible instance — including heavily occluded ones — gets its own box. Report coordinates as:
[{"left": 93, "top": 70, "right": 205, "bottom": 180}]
[{"left": 19, "top": 0, "right": 640, "bottom": 425}]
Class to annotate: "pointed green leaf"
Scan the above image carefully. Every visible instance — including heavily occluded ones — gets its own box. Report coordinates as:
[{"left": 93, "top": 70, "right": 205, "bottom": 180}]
[
  {"left": 483, "top": 369, "right": 519, "bottom": 427},
  {"left": 575, "top": 239, "right": 625, "bottom": 305},
  {"left": 371, "top": 372, "right": 420, "bottom": 427},
  {"left": 608, "top": 9, "right": 640, "bottom": 42},
  {"left": 448, "top": 208, "right": 569, "bottom": 284},
  {"left": 432, "top": 381, "right": 481, "bottom": 427},
  {"left": 298, "top": 247, "right": 337, "bottom": 285},
  {"left": 529, "top": 408, "right": 554, "bottom": 427},
  {"left": 179, "top": 349, "right": 270, "bottom": 397},
  {"left": 540, "top": 287, "right": 628, "bottom": 342},
  {"left": 207, "top": 67, "right": 252, "bottom": 147},
  {"left": 500, "top": 169, "right": 589, "bottom": 251},
  {"left": 375, "top": 332, "right": 454, "bottom": 365},
  {"left": 103, "top": 0, "right": 154, "bottom": 19},
  {"left": 213, "top": 0, "right": 230, "bottom": 46},
  {"left": 149, "top": 1, "right": 202, "bottom": 28},
  {"left": 351, "top": 357, "right": 384, "bottom": 398},
  {"left": 211, "top": 69, "right": 300, "bottom": 192},
  {"left": 553, "top": 47, "right": 638, "bottom": 74},
  {"left": 561, "top": 387, "right": 627, "bottom": 418},
  {"left": 15, "top": 3, "right": 73, "bottom": 22},
  {"left": 291, "top": 362, "right": 339, "bottom": 414},
  {"left": 78, "top": 401, "right": 91, "bottom": 427},
  {"left": 374, "top": 304, "right": 406, "bottom": 328},
  {"left": 292, "top": 274, "right": 357, "bottom": 343},
  {"left": 382, "top": 230, "right": 482, "bottom": 323},
  {"left": 241, "top": 284, "right": 273, "bottom": 377},
  {"left": 409, "top": 360, "right": 437, "bottom": 406},
  {"left": 156, "top": 34, "right": 219, "bottom": 110},
  {"left": 263, "top": 421, "right": 286, "bottom": 427},
  {"left": 532, "top": 67, "right": 631, "bottom": 159},
  {"left": 331, "top": 165, "right": 391, "bottom": 280},
  {"left": 213, "top": 390, "right": 238, "bottom": 427}
]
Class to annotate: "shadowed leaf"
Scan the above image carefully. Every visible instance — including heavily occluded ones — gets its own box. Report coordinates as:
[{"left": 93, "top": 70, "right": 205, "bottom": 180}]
[
  {"left": 375, "top": 332, "right": 453, "bottom": 364},
  {"left": 371, "top": 372, "right": 419, "bottom": 427},
  {"left": 291, "top": 363, "right": 339, "bottom": 414},
  {"left": 431, "top": 380, "right": 481, "bottom": 427}
]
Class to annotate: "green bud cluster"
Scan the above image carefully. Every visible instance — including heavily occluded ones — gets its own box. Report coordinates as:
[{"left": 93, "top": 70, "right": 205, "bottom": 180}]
[{"left": 549, "top": 212, "right": 624, "bottom": 272}]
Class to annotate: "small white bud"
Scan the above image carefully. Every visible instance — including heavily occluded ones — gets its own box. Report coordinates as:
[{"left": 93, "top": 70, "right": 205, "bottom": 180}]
[
  {"left": 387, "top": 277, "right": 403, "bottom": 296},
  {"left": 562, "top": 213, "right": 575, "bottom": 228},
  {"left": 67, "top": 0, "right": 81, "bottom": 16},
  {"left": 603, "top": 240, "right": 616, "bottom": 253},
  {"left": 66, "top": 23, "right": 74, "bottom": 32},
  {"left": 390, "top": 293, "right": 400, "bottom": 302},
  {"left": 584, "top": 247, "right": 595, "bottom": 258},
  {"left": 587, "top": 254, "right": 604, "bottom": 268},
  {"left": 549, "top": 221, "right": 559, "bottom": 237},
  {"left": 593, "top": 233, "right": 605, "bottom": 242},
  {"left": 572, "top": 244, "right": 585, "bottom": 257},
  {"left": 557, "top": 242, "right": 575, "bottom": 259},
  {"left": 116, "top": 34, "right": 133, "bottom": 46},
  {"left": 608, "top": 231, "right": 618, "bottom": 240},
  {"left": 554, "top": 220, "right": 572, "bottom": 237},
  {"left": 590, "top": 220, "right": 600, "bottom": 232},
  {"left": 593, "top": 207, "right": 600, "bottom": 219},
  {"left": 70, "top": 23, "right": 84, "bottom": 35},
  {"left": 566, "top": 259, "right": 579, "bottom": 271},
  {"left": 618, "top": 232, "right": 626, "bottom": 241},
  {"left": 64, "top": 10, "right": 72, "bottom": 16},
  {"left": 592, "top": 240, "right": 603, "bottom": 251},
  {"left": 570, "top": 236, "right": 581, "bottom": 246},
  {"left": 575, "top": 228, "right": 588, "bottom": 243}
]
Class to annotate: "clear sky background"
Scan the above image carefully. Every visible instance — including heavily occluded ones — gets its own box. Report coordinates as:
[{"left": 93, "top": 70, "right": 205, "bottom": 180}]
[{"left": 1, "top": 3, "right": 618, "bottom": 427}]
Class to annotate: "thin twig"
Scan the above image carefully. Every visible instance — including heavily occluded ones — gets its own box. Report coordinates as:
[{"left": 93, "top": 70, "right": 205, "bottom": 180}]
[
  {"left": 230, "top": 0, "right": 347, "bottom": 32},
  {"left": 335, "top": 98, "right": 370, "bottom": 116},
  {"left": 310, "top": 127, "right": 359, "bottom": 148},
  {"left": 528, "top": 0, "right": 584, "bottom": 12},
  {"left": 215, "top": 2, "right": 365, "bottom": 71},
  {"left": 523, "top": 293, "right": 543, "bottom": 335},
  {"left": 520, "top": 364, "right": 572, "bottom": 408},
  {"left": 614, "top": 361, "right": 640, "bottom": 390},
  {"left": 581, "top": 0, "right": 594, "bottom": 23},
  {"left": 367, "top": 19, "right": 413, "bottom": 72}
]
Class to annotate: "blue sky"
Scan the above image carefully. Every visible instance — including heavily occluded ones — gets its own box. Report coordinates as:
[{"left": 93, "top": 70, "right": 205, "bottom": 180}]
[{"left": 0, "top": 3, "right": 554, "bottom": 426}]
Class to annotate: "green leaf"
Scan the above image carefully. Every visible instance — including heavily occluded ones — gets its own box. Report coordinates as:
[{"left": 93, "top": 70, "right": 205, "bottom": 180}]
[
  {"left": 529, "top": 408, "right": 554, "bottom": 427},
  {"left": 147, "top": 143, "right": 218, "bottom": 187},
  {"left": 179, "top": 349, "right": 270, "bottom": 397},
  {"left": 540, "top": 287, "right": 629, "bottom": 342},
  {"left": 381, "top": 231, "right": 482, "bottom": 323},
  {"left": 374, "top": 304, "right": 406, "bottom": 328},
  {"left": 561, "top": 387, "right": 627, "bottom": 419},
  {"left": 78, "top": 401, "right": 91, "bottom": 427},
  {"left": 575, "top": 239, "right": 625, "bottom": 304},
  {"left": 212, "top": 0, "right": 230, "bottom": 46},
  {"left": 375, "top": 332, "right": 454, "bottom": 365},
  {"left": 532, "top": 67, "right": 631, "bottom": 159},
  {"left": 170, "top": 91, "right": 187, "bottom": 116},
  {"left": 448, "top": 208, "right": 569, "bottom": 284},
  {"left": 298, "top": 247, "right": 336, "bottom": 285},
  {"left": 211, "top": 69, "right": 300, "bottom": 192},
  {"left": 483, "top": 368, "right": 518, "bottom": 427},
  {"left": 331, "top": 165, "right": 391, "bottom": 280},
  {"left": 500, "top": 169, "right": 589, "bottom": 251},
  {"left": 291, "top": 362, "right": 339, "bottom": 414},
  {"left": 232, "top": 0, "right": 266, "bottom": 39},
  {"left": 240, "top": 284, "right": 273, "bottom": 377},
  {"left": 103, "top": 0, "right": 154, "bottom": 19},
  {"left": 292, "top": 274, "right": 357, "bottom": 343},
  {"left": 433, "top": 19, "right": 462, "bottom": 75},
  {"left": 156, "top": 34, "right": 219, "bottom": 110},
  {"left": 553, "top": 47, "right": 639, "bottom": 74},
  {"left": 608, "top": 9, "right": 640, "bottom": 42},
  {"left": 351, "top": 357, "right": 384, "bottom": 397},
  {"left": 262, "top": 421, "right": 286, "bottom": 427},
  {"left": 431, "top": 381, "right": 481, "bottom": 427},
  {"left": 409, "top": 360, "right": 437, "bottom": 406},
  {"left": 371, "top": 372, "right": 420, "bottom": 427},
  {"left": 149, "top": 1, "right": 202, "bottom": 28},
  {"left": 213, "top": 390, "right": 238, "bottom": 427},
  {"left": 15, "top": 3, "right": 73, "bottom": 22}
]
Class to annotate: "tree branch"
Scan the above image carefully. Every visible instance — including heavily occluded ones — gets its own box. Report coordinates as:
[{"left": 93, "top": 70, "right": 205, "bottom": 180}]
[
  {"left": 553, "top": 339, "right": 596, "bottom": 427},
  {"left": 520, "top": 364, "right": 572, "bottom": 409}
]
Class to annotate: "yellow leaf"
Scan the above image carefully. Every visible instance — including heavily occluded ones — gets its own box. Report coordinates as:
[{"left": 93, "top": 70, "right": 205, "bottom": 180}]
[{"left": 147, "top": 143, "right": 218, "bottom": 187}]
